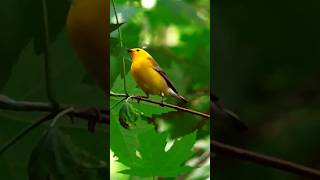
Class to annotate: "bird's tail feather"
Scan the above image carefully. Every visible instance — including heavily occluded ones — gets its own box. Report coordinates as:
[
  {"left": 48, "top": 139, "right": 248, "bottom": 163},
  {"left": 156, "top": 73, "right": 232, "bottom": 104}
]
[
  {"left": 168, "top": 88, "right": 188, "bottom": 103},
  {"left": 211, "top": 93, "right": 248, "bottom": 131},
  {"left": 176, "top": 94, "right": 188, "bottom": 103},
  {"left": 222, "top": 108, "right": 248, "bottom": 131}
]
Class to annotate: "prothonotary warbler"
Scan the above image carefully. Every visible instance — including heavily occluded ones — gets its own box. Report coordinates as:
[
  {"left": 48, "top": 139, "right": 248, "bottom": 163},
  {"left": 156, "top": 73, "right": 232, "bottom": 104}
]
[{"left": 128, "top": 48, "right": 187, "bottom": 103}]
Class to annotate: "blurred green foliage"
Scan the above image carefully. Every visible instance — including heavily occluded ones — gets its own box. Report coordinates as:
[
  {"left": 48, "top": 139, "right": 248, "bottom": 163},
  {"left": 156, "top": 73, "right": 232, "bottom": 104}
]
[
  {"left": 110, "top": 0, "right": 210, "bottom": 179},
  {"left": 214, "top": 0, "right": 320, "bottom": 179},
  {"left": 0, "top": 0, "right": 107, "bottom": 179}
]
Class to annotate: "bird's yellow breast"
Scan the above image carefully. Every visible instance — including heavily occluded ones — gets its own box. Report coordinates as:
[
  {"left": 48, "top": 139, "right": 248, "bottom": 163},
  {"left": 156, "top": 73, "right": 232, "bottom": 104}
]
[
  {"left": 131, "top": 58, "right": 168, "bottom": 95},
  {"left": 66, "top": 0, "right": 108, "bottom": 91}
]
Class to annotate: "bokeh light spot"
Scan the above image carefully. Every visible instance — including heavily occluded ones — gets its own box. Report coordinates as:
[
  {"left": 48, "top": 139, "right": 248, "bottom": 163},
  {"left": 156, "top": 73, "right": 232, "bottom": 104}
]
[{"left": 141, "top": 0, "right": 157, "bottom": 9}]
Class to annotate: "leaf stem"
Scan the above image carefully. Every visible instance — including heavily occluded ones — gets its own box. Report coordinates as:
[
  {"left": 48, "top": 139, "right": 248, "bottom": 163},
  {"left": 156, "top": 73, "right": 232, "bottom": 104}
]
[
  {"left": 0, "top": 95, "right": 109, "bottom": 124},
  {"left": 212, "top": 140, "right": 320, "bottom": 179},
  {"left": 111, "top": 0, "right": 128, "bottom": 95}
]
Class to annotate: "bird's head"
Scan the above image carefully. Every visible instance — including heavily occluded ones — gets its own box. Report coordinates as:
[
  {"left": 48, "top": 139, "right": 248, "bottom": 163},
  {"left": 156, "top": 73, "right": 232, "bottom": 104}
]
[{"left": 127, "top": 48, "right": 151, "bottom": 61}]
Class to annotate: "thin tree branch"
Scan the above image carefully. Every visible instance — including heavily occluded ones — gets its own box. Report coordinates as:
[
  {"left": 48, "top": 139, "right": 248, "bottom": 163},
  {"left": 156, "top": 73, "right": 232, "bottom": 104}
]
[
  {"left": 111, "top": 0, "right": 128, "bottom": 95},
  {"left": 0, "top": 95, "right": 109, "bottom": 124},
  {"left": 110, "top": 92, "right": 210, "bottom": 119},
  {"left": 212, "top": 140, "right": 320, "bottom": 179}
]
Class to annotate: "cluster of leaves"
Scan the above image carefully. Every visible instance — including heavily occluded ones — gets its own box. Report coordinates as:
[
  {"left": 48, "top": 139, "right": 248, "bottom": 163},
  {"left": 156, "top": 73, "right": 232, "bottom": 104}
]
[
  {"left": 110, "top": 74, "right": 197, "bottom": 178},
  {"left": 0, "top": 0, "right": 107, "bottom": 179}
]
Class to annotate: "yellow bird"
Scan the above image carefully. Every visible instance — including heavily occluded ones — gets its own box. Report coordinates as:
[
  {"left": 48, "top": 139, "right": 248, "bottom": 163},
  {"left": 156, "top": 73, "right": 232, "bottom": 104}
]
[
  {"left": 66, "top": 0, "right": 108, "bottom": 92},
  {"left": 128, "top": 48, "right": 187, "bottom": 103}
]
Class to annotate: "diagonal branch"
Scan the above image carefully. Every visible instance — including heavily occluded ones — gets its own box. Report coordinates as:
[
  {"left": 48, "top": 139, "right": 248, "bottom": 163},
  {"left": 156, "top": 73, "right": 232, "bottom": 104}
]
[
  {"left": 110, "top": 92, "right": 210, "bottom": 119},
  {"left": 0, "top": 95, "right": 109, "bottom": 124},
  {"left": 212, "top": 140, "right": 320, "bottom": 179}
]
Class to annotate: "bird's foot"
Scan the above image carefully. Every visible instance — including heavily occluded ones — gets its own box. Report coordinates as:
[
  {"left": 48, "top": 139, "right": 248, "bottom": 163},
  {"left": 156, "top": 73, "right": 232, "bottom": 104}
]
[
  {"left": 160, "top": 99, "right": 165, "bottom": 107},
  {"left": 160, "top": 93, "right": 165, "bottom": 107}
]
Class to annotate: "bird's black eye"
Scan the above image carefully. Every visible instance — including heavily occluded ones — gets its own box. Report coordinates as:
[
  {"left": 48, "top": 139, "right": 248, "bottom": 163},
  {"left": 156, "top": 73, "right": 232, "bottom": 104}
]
[{"left": 136, "top": 49, "right": 140, "bottom": 52}]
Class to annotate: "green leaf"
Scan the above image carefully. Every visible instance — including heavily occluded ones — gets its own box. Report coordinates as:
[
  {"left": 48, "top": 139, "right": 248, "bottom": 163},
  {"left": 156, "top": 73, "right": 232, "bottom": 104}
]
[
  {"left": 111, "top": 101, "right": 196, "bottom": 178},
  {"left": 110, "top": 105, "right": 152, "bottom": 167},
  {"left": 0, "top": 30, "right": 108, "bottom": 180},
  {"left": 110, "top": 37, "right": 128, "bottom": 59},
  {"left": 0, "top": 0, "right": 68, "bottom": 90},
  {"left": 110, "top": 23, "right": 124, "bottom": 33},
  {"left": 1, "top": 31, "right": 105, "bottom": 107},
  {"left": 28, "top": 127, "right": 106, "bottom": 180},
  {"left": 119, "top": 130, "right": 197, "bottom": 177},
  {"left": 81, "top": 74, "right": 96, "bottom": 86},
  {"left": 111, "top": 73, "right": 143, "bottom": 95},
  {"left": 110, "top": 37, "right": 121, "bottom": 55},
  {"left": 0, "top": 157, "right": 14, "bottom": 179},
  {"left": 119, "top": 101, "right": 141, "bottom": 129}
]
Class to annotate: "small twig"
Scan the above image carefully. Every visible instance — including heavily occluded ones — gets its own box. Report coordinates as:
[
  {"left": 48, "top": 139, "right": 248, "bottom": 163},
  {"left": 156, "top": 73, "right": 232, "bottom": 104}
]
[
  {"left": 0, "top": 112, "right": 57, "bottom": 155},
  {"left": 195, "top": 151, "right": 210, "bottom": 167},
  {"left": 110, "top": 92, "right": 210, "bottom": 119},
  {"left": 212, "top": 140, "right": 320, "bottom": 179},
  {"left": 177, "top": 151, "right": 210, "bottom": 180},
  {"left": 111, "top": 0, "right": 128, "bottom": 95}
]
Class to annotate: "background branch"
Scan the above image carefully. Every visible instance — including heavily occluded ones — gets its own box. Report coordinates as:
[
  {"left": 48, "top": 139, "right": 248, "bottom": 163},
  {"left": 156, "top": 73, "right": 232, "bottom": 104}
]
[
  {"left": 212, "top": 140, "right": 320, "bottom": 179},
  {"left": 3, "top": 93, "right": 318, "bottom": 178},
  {"left": 0, "top": 95, "right": 109, "bottom": 124}
]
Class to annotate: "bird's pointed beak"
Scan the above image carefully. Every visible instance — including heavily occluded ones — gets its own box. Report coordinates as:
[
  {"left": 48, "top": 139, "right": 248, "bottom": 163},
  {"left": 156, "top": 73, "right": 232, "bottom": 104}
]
[{"left": 127, "top": 49, "right": 133, "bottom": 53}]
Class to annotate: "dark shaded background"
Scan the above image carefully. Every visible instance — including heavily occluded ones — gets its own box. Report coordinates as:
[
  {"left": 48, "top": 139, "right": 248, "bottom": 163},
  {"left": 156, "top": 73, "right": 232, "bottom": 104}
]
[
  {"left": 213, "top": 0, "right": 320, "bottom": 179},
  {"left": 0, "top": 0, "right": 107, "bottom": 179}
]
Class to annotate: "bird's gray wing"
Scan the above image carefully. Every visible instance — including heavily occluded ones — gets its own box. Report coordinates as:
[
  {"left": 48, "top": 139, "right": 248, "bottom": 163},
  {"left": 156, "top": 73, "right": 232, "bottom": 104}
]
[{"left": 148, "top": 57, "right": 178, "bottom": 93}]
